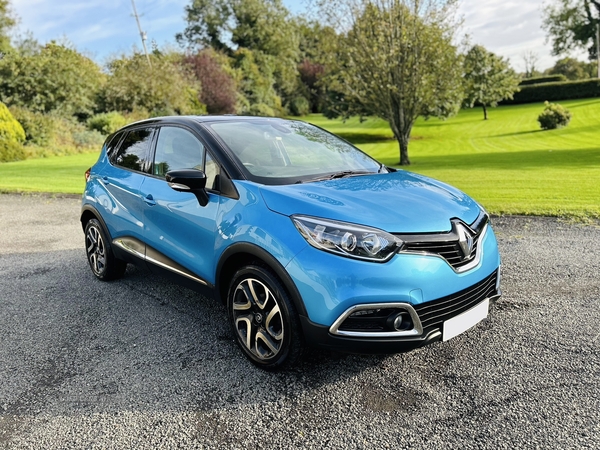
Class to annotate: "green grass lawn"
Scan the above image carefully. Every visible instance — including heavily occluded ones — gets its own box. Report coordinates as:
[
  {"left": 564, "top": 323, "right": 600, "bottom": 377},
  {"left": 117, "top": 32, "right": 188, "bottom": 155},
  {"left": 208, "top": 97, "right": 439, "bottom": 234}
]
[
  {"left": 306, "top": 99, "right": 600, "bottom": 219},
  {"left": 1, "top": 98, "right": 599, "bottom": 219}
]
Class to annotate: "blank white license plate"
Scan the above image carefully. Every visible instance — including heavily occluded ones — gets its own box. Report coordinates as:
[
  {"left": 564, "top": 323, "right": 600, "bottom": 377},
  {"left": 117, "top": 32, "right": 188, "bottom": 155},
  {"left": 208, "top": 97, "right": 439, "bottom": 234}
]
[{"left": 443, "top": 299, "right": 489, "bottom": 341}]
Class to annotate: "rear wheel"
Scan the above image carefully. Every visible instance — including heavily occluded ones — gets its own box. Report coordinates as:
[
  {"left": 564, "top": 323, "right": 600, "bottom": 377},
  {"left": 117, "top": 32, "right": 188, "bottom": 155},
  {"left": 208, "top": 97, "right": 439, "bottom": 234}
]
[
  {"left": 227, "top": 264, "right": 303, "bottom": 370},
  {"left": 84, "top": 218, "right": 127, "bottom": 281}
]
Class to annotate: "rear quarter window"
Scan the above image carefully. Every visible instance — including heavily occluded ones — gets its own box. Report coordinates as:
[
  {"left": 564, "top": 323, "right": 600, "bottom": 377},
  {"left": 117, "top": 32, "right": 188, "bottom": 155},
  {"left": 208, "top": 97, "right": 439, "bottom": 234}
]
[{"left": 110, "top": 128, "right": 155, "bottom": 172}]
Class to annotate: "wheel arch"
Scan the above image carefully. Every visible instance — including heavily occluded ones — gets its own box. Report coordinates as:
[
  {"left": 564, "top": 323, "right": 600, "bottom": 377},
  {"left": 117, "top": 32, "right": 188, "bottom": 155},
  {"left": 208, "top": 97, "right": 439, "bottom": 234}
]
[
  {"left": 80, "top": 205, "right": 109, "bottom": 234},
  {"left": 216, "top": 243, "right": 308, "bottom": 317}
]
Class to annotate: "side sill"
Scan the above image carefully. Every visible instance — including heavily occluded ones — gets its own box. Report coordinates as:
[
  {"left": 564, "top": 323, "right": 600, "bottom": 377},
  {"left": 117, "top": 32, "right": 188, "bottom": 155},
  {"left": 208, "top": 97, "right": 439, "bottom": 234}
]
[{"left": 112, "top": 237, "right": 213, "bottom": 288}]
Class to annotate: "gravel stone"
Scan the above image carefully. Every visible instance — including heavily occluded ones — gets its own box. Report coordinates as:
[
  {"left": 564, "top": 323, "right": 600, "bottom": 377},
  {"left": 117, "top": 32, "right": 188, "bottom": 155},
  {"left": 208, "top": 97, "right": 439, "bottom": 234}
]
[{"left": 0, "top": 194, "right": 598, "bottom": 449}]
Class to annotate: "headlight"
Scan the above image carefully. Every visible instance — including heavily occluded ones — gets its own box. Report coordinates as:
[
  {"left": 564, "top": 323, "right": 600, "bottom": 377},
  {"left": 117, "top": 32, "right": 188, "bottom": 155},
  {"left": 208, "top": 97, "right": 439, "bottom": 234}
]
[{"left": 292, "top": 215, "right": 402, "bottom": 262}]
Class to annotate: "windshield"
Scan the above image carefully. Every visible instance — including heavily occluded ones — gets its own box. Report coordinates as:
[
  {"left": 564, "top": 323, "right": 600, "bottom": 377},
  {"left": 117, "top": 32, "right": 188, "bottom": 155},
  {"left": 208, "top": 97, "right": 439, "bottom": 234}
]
[{"left": 207, "top": 119, "right": 383, "bottom": 184}]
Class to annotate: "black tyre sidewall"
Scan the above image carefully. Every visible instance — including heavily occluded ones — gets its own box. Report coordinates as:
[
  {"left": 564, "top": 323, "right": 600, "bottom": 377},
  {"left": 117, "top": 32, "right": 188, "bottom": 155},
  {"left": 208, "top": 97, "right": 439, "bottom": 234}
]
[
  {"left": 84, "top": 218, "right": 126, "bottom": 281},
  {"left": 227, "top": 264, "right": 302, "bottom": 370}
]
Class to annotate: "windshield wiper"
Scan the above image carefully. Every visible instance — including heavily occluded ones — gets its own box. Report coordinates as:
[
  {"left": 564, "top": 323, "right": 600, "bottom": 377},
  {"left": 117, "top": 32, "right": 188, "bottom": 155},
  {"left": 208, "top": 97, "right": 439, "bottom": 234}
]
[{"left": 297, "top": 170, "right": 374, "bottom": 184}]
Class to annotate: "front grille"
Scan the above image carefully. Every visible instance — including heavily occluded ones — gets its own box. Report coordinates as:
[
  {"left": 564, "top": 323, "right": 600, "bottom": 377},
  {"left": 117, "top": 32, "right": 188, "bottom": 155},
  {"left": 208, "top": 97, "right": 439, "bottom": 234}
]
[
  {"left": 402, "top": 239, "right": 479, "bottom": 269},
  {"left": 394, "top": 213, "right": 488, "bottom": 271},
  {"left": 414, "top": 270, "right": 498, "bottom": 331}
]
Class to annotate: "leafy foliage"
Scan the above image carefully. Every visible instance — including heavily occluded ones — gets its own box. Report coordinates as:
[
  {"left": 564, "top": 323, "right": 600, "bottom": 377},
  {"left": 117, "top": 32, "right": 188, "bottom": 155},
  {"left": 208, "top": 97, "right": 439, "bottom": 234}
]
[
  {"left": 504, "top": 79, "right": 600, "bottom": 104},
  {"left": 519, "top": 75, "right": 567, "bottom": 85},
  {"left": 542, "top": 0, "right": 600, "bottom": 60},
  {"left": 178, "top": 0, "right": 300, "bottom": 109},
  {"left": 546, "top": 56, "right": 597, "bottom": 80},
  {"left": 0, "top": 42, "right": 104, "bottom": 117},
  {"left": 0, "top": 140, "right": 25, "bottom": 162},
  {"left": 537, "top": 101, "right": 572, "bottom": 129},
  {"left": 319, "top": 0, "right": 464, "bottom": 165},
  {"left": 184, "top": 50, "right": 237, "bottom": 114},
  {"left": 87, "top": 112, "right": 129, "bottom": 135},
  {"left": 8, "top": 106, "right": 55, "bottom": 146},
  {"left": 99, "top": 52, "right": 205, "bottom": 116},
  {"left": 463, "top": 45, "right": 520, "bottom": 120},
  {"left": 0, "top": 0, "right": 15, "bottom": 54},
  {"left": 230, "top": 47, "right": 280, "bottom": 116},
  {"left": 0, "top": 101, "right": 25, "bottom": 143}
]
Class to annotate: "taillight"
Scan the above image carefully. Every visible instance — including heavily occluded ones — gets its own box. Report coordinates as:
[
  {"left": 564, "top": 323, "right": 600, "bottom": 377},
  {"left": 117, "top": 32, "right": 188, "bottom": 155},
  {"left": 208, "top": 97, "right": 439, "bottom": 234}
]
[{"left": 85, "top": 167, "right": 91, "bottom": 182}]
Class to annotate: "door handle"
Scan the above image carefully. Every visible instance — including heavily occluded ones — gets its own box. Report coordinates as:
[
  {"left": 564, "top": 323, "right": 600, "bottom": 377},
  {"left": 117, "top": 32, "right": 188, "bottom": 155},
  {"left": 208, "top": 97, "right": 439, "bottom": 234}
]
[
  {"left": 102, "top": 176, "right": 110, "bottom": 185},
  {"left": 144, "top": 194, "right": 156, "bottom": 206}
]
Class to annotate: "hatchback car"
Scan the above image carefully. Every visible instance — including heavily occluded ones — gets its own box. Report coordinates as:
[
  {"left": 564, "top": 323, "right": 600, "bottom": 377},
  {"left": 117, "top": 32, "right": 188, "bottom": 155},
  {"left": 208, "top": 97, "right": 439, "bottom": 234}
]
[{"left": 81, "top": 116, "right": 501, "bottom": 369}]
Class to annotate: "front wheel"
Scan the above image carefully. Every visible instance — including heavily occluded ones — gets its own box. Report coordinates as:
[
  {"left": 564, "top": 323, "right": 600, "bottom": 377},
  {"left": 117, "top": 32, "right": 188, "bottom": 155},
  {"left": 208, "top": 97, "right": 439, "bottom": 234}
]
[
  {"left": 227, "top": 264, "right": 303, "bottom": 370},
  {"left": 84, "top": 218, "right": 127, "bottom": 281}
]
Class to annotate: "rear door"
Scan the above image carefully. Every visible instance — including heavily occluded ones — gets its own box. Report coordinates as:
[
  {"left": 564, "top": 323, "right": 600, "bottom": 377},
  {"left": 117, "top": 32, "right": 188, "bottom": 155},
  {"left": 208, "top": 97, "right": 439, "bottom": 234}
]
[
  {"left": 140, "top": 125, "right": 221, "bottom": 284},
  {"left": 100, "top": 127, "right": 155, "bottom": 241}
]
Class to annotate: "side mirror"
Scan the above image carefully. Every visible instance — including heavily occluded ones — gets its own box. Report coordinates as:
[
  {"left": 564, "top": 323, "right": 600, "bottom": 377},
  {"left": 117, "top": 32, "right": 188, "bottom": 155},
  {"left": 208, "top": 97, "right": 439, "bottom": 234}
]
[{"left": 166, "top": 168, "right": 209, "bottom": 206}]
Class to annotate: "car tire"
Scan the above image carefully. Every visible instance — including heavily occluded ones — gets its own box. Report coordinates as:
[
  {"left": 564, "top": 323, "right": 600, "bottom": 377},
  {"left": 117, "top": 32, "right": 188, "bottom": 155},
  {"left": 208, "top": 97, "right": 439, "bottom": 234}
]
[
  {"left": 84, "top": 218, "right": 127, "bottom": 281},
  {"left": 227, "top": 264, "right": 303, "bottom": 370}
]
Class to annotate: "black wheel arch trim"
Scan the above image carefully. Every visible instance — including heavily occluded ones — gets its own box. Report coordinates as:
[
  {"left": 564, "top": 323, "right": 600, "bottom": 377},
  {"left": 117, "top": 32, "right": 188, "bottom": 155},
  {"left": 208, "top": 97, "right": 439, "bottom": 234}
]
[
  {"left": 216, "top": 242, "right": 308, "bottom": 317},
  {"left": 81, "top": 204, "right": 110, "bottom": 234}
]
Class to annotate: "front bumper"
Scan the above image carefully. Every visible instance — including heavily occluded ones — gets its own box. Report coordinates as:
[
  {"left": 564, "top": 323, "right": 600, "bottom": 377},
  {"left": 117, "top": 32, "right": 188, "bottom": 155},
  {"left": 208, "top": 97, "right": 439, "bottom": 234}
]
[{"left": 299, "top": 269, "right": 501, "bottom": 354}]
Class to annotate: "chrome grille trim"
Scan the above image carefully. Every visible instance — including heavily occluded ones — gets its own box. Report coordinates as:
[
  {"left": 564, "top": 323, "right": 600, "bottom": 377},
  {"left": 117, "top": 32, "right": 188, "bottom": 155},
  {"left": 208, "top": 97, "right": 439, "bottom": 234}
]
[{"left": 394, "top": 212, "right": 488, "bottom": 273}]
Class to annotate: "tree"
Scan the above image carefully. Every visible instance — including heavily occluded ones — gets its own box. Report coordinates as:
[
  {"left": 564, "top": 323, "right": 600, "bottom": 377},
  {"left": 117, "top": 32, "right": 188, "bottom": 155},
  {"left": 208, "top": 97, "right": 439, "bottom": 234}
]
[
  {"left": 546, "top": 56, "right": 592, "bottom": 79},
  {"left": 318, "top": 0, "right": 464, "bottom": 165},
  {"left": 0, "top": 0, "right": 16, "bottom": 54},
  {"left": 0, "top": 42, "right": 104, "bottom": 117},
  {"left": 542, "top": 0, "right": 600, "bottom": 61},
  {"left": 184, "top": 49, "right": 237, "bottom": 114},
  {"left": 522, "top": 50, "right": 540, "bottom": 78},
  {"left": 463, "top": 45, "right": 519, "bottom": 120},
  {"left": 99, "top": 51, "right": 204, "bottom": 115},
  {"left": 177, "top": 0, "right": 300, "bottom": 106}
]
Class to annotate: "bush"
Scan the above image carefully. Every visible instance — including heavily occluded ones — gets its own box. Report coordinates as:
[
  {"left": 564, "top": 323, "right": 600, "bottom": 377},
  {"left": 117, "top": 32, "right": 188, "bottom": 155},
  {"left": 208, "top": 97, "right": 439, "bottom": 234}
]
[
  {"left": 537, "top": 101, "right": 572, "bottom": 130},
  {"left": 0, "top": 102, "right": 26, "bottom": 143},
  {"left": 519, "top": 75, "right": 566, "bottom": 86},
  {"left": 8, "top": 106, "right": 55, "bottom": 146},
  {"left": 503, "top": 79, "right": 600, "bottom": 105},
  {"left": 0, "top": 140, "right": 26, "bottom": 162},
  {"left": 87, "top": 112, "right": 128, "bottom": 135},
  {"left": 289, "top": 96, "right": 310, "bottom": 116}
]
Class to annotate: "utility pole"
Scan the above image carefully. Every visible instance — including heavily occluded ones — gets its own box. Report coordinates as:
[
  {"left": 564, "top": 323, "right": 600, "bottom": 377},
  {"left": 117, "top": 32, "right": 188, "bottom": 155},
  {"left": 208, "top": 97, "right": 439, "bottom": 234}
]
[{"left": 131, "top": 0, "right": 151, "bottom": 67}]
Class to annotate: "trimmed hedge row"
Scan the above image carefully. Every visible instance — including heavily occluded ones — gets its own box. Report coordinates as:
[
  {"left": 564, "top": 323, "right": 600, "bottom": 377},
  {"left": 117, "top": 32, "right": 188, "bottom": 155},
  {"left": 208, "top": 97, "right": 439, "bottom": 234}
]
[
  {"left": 502, "top": 79, "right": 600, "bottom": 105},
  {"left": 519, "top": 75, "right": 566, "bottom": 86}
]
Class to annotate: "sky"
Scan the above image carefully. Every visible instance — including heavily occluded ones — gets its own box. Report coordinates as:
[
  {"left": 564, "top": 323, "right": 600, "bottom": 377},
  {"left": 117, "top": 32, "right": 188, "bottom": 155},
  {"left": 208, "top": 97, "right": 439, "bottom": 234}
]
[{"left": 8, "top": 0, "right": 587, "bottom": 72}]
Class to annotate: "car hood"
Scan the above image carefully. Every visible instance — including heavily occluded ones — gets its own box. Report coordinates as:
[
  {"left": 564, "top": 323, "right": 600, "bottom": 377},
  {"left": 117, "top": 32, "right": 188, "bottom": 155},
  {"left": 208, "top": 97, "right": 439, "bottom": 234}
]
[{"left": 258, "top": 171, "right": 481, "bottom": 233}]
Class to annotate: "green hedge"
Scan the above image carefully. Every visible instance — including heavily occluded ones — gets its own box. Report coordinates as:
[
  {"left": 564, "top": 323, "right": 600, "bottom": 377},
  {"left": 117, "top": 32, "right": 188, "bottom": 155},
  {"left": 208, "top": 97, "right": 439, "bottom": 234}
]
[
  {"left": 519, "top": 75, "right": 567, "bottom": 86},
  {"left": 502, "top": 79, "right": 600, "bottom": 105},
  {"left": 0, "top": 102, "right": 26, "bottom": 143}
]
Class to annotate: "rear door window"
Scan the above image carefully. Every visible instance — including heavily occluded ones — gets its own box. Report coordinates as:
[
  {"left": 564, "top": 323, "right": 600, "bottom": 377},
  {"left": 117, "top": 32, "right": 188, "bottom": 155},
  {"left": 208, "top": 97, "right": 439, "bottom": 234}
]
[{"left": 111, "top": 128, "right": 155, "bottom": 172}]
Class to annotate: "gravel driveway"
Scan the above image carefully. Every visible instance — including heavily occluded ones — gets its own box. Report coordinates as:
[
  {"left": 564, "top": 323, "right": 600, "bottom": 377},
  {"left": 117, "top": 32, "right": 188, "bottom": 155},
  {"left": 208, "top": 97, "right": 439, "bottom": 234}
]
[{"left": 0, "top": 193, "right": 598, "bottom": 449}]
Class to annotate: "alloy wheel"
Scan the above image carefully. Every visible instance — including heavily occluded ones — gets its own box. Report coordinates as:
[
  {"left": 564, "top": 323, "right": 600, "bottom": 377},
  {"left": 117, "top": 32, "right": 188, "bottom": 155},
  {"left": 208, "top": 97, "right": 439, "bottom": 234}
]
[
  {"left": 231, "top": 277, "right": 284, "bottom": 360},
  {"left": 86, "top": 224, "right": 106, "bottom": 276}
]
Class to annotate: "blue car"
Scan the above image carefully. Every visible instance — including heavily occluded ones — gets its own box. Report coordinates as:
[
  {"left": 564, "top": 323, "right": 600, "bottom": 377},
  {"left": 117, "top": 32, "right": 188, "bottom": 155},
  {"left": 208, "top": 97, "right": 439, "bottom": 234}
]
[{"left": 81, "top": 116, "right": 501, "bottom": 369}]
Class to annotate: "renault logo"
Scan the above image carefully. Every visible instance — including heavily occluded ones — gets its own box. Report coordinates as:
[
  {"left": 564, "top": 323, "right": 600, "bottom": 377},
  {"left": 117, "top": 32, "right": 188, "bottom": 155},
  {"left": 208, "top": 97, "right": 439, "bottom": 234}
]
[{"left": 456, "top": 223, "right": 474, "bottom": 258}]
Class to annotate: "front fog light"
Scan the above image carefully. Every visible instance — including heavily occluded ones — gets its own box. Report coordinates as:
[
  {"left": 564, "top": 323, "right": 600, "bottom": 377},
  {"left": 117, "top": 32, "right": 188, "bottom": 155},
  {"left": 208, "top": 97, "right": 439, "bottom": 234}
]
[{"left": 387, "top": 312, "right": 413, "bottom": 331}]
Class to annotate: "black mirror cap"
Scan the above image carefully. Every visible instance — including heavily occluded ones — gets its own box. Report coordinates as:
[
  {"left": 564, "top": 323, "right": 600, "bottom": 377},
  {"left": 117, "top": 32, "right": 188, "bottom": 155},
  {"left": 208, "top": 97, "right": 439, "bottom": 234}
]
[
  {"left": 166, "top": 169, "right": 207, "bottom": 191},
  {"left": 166, "top": 168, "right": 209, "bottom": 206}
]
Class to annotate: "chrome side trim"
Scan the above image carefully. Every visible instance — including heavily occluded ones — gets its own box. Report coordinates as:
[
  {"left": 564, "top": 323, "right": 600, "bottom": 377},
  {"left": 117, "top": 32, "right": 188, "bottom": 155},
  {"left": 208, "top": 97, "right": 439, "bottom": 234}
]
[
  {"left": 399, "top": 223, "right": 488, "bottom": 274},
  {"left": 113, "top": 237, "right": 145, "bottom": 259},
  {"left": 112, "top": 237, "right": 208, "bottom": 286},
  {"left": 329, "top": 302, "right": 424, "bottom": 338}
]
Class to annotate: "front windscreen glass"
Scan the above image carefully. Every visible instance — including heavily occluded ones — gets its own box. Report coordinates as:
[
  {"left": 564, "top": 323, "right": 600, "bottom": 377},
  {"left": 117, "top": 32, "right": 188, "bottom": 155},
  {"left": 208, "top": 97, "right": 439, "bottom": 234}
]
[{"left": 207, "top": 120, "right": 382, "bottom": 184}]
